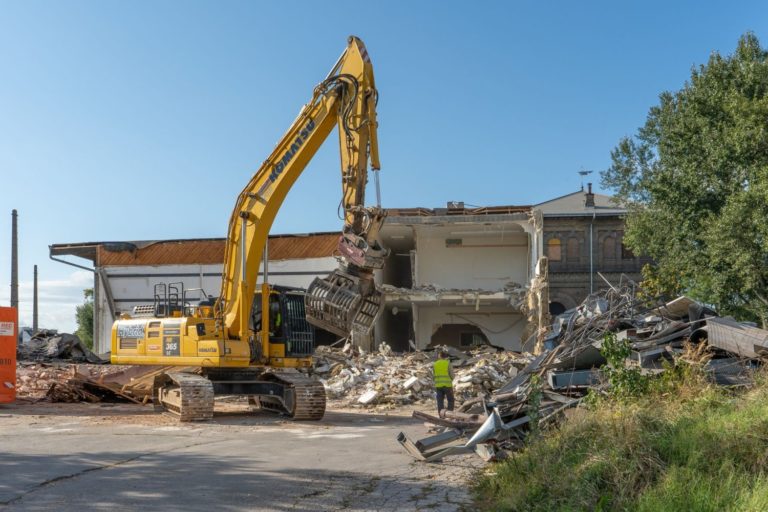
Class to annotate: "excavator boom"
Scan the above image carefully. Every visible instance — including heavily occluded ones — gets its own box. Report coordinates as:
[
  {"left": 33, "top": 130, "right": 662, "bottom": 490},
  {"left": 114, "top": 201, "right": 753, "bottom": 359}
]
[
  {"left": 216, "top": 36, "right": 388, "bottom": 346},
  {"left": 110, "top": 37, "right": 387, "bottom": 422}
]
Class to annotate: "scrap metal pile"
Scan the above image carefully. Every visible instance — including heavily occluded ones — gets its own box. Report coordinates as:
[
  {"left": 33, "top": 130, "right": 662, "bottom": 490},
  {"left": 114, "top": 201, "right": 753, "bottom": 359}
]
[
  {"left": 314, "top": 343, "right": 531, "bottom": 408},
  {"left": 17, "top": 330, "right": 104, "bottom": 364},
  {"left": 398, "top": 279, "right": 767, "bottom": 463}
]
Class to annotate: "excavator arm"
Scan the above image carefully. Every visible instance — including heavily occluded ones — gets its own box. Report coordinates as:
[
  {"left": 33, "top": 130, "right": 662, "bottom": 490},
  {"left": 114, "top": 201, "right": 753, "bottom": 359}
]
[{"left": 216, "top": 36, "right": 388, "bottom": 350}]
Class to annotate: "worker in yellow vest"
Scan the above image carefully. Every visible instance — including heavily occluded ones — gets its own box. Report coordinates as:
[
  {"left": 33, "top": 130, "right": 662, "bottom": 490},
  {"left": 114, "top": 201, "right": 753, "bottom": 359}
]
[{"left": 433, "top": 350, "right": 455, "bottom": 414}]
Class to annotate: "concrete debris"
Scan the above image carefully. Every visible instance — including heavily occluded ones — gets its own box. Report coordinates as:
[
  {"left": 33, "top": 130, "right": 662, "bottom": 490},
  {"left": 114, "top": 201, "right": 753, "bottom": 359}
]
[
  {"left": 357, "top": 389, "right": 379, "bottom": 405},
  {"left": 16, "top": 363, "right": 119, "bottom": 399},
  {"left": 314, "top": 343, "right": 530, "bottom": 409},
  {"left": 17, "top": 330, "right": 104, "bottom": 364},
  {"left": 15, "top": 362, "right": 162, "bottom": 404},
  {"left": 399, "top": 277, "right": 768, "bottom": 463}
]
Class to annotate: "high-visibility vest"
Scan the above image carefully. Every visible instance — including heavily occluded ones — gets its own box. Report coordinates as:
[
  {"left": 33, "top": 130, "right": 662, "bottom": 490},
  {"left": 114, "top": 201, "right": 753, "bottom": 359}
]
[{"left": 433, "top": 359, "right": 452, "bottom": 388}]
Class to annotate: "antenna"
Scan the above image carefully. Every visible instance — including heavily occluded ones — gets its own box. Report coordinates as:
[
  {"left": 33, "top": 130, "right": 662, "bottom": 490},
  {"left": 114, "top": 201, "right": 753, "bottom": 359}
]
[{"left": 578, "top": 169, "right": 593, "bottom": 191}]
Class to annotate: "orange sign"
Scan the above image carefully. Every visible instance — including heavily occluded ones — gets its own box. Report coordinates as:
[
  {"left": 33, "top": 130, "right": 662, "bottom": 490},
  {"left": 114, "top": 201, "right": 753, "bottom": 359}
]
[{"left": 0, "top": 307, "right": 17, "bottom": 403}]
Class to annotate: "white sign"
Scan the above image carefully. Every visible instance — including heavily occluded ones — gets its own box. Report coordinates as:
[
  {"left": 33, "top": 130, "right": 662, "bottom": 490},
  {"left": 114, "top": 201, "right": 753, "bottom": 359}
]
[
  {"left": 0, "top": 322, "right": 14, "bottom": 336},
  {"left": 117, "top": 323, "right": 145, "bottom": 339}
]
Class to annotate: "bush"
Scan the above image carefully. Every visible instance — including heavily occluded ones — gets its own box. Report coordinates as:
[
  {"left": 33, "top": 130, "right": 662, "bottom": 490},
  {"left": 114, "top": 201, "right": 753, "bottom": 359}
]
[{"left": 476, "top": 367, "right": 768, "bottom": 511}]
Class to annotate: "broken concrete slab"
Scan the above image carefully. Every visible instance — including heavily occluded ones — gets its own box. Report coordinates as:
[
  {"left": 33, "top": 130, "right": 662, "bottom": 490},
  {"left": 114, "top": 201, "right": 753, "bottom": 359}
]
[
  {"left": 403, "top": 376, "right": 420, "bottom": 390},
  {"left": 358, "top": 389, "right": 379, "bottom": 405}
]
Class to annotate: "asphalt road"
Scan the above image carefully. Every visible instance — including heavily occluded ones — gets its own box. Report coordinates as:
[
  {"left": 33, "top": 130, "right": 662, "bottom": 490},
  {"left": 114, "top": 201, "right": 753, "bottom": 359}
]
[{"left": 0, "top": 401, "right": 478, "bottom": 511}]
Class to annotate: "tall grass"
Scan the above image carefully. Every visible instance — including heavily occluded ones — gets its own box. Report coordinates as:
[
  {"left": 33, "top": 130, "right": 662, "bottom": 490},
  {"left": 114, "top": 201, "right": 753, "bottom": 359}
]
[{"left": 475, "top": 363, "right": 768, "bottom": 511}]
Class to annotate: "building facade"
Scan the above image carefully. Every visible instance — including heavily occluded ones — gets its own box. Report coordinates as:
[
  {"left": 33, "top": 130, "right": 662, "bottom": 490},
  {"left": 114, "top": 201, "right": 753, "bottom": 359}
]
[{"left": 536, "top": 184, "right": 651, "bottom": 314}]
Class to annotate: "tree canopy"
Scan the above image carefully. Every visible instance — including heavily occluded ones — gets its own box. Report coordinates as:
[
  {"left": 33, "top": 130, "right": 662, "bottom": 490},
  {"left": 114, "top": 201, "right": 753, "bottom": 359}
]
[
  {"left": 75, "top": 288, "right": 94, "bottom": 349},
  {"left": 601, "top": 33, "right": 768, "bottom": 324}
]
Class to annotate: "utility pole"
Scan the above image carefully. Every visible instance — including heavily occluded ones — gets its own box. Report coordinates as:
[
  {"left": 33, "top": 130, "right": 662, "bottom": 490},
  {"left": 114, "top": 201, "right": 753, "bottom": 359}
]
[
  {"left": 11, "top": 209, "right": 18, "bottom": 309},
  {"left": 33, "top": 264, "right": 38, "bottom": 332}
]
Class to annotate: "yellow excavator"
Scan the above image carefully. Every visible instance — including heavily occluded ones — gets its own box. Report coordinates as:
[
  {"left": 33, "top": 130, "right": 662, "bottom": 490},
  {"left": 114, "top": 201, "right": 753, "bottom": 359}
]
[{"left": 111, "top": 36, "right": 388, "bottom": 421}]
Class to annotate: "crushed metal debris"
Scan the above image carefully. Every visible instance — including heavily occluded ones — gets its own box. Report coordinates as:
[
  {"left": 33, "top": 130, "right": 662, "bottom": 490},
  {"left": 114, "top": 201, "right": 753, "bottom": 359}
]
[
  {"left": 397, "top": 277, "right": 768, "bottom": 463},
  {"left": 17, "top": 330, "right": 104, "bottom": 364}
]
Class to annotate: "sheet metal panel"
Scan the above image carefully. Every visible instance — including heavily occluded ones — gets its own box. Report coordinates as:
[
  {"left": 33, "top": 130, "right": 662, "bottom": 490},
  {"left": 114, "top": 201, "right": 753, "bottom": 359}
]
[
  {"left": 706, "top": 317, "right": 768, "bottom": 358},
  {"left": 0, "top": 307, "right": 17, "bottom": 403}
]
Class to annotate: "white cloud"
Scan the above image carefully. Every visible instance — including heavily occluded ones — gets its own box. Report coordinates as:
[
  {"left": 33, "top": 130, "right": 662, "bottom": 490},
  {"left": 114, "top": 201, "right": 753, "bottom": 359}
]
[{"left": 9, "top": 270, "right": 95, "bottom": 333}]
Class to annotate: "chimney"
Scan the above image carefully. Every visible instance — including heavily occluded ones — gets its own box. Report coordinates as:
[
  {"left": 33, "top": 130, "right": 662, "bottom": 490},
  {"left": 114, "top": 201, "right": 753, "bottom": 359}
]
[
  {"left": 33, "top": 264, "right": 38, "bottom": 332},
  {"left": 11, "top": 210, "right": 18, "bottom": 309},
  {"left": 585, "top": 183, "right": 595, "bottom": 208}
]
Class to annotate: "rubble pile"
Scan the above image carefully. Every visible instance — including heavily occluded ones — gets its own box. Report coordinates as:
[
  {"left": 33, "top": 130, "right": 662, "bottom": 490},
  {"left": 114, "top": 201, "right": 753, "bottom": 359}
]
[
  {"left": 314, "top": 343, "right": 528, "bottom": 408},
  {"left": 17, "top": 330, "right": 104, "bottom": 364},
  {"left": 15, "top": 362, "right": 165, "bottom": 405},
  {"left": 16, "top": 363, "right": 126, "bottom": 400},
  {"left": 451, "top": 353, "right": 524, "bottom": 401},
  {"left": 399, "top": 277, "right": 768, "bottom": 463}
]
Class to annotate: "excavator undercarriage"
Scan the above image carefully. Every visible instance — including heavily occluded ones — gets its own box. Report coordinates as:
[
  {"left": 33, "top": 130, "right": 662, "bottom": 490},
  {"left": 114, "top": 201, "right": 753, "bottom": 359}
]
[{"left": 154, "top": 369, "right": 326, "bottom": 422}]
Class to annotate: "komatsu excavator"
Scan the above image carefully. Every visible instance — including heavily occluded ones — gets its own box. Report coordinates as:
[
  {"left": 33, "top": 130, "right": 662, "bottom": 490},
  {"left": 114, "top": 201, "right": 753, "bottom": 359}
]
[{"left": 111, "top": 36, "right": 388, "bottom": 421}]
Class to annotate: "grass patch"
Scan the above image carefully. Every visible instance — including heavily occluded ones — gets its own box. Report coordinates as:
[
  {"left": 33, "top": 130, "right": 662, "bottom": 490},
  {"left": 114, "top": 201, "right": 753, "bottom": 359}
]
[{"left": 475, "top": 366, "right": 768, "bottom": 511}]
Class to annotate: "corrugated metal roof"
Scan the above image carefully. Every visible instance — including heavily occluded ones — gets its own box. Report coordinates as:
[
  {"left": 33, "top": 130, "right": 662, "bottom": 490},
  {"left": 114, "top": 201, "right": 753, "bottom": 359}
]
[{"left": 52, "top": 232, "right": 340, "bottom": 267}]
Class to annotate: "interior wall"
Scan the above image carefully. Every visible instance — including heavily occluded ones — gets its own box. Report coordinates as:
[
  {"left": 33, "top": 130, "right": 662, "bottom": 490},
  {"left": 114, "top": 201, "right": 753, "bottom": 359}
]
[
  {"left": 428, "top": 323, "right": 488, "bottom": 349},
  {"left": 414, "top": 305, "right": 526, "bottom": 351},
  {"left": 375, "top": 305, "right": 413, "bottom": 352},
  {"left": 414, "top": 226, "right": 529, "bottom": 290},
  {"left": 380, "top": 253, "right": 413, "bottom": 288}
]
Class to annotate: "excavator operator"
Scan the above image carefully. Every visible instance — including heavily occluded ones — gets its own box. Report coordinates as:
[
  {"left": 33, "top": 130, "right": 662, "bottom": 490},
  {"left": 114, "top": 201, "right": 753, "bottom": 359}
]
[{"left": 269, "top": 297, "right": 282, "bottom": 337}]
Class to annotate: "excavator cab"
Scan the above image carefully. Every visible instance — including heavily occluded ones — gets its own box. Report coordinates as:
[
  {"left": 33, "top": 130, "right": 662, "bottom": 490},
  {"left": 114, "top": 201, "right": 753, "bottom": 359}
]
[{"left": 253, "top": 286, "right": 315, "bottom": 359}]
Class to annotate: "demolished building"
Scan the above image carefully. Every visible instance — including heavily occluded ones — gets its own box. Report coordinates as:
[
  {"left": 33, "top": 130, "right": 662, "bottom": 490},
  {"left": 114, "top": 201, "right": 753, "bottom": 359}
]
[
  {"left": 376, "top": 204, "right": 544, "bottom": 352},
  {"left": 50, "top": 203, "right": 546, "bottom": 354}
]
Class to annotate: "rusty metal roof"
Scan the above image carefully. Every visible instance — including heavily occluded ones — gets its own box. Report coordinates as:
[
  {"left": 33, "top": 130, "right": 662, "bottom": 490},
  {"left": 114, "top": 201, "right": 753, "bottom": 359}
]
[{"left": 51, "top": 232, "right": 340, "bottom": 267}]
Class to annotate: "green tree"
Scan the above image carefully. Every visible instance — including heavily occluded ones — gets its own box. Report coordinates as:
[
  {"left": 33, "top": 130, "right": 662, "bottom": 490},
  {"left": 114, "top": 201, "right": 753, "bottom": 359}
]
[
  {"left": 602, "top": 33, "right": 768, "bottom": 325},
  {"left": 75, "top": 288, "right": 94, "bottom": 349}
]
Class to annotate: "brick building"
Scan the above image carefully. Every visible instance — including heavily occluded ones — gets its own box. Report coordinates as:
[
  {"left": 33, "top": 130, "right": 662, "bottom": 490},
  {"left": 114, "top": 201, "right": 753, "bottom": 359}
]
[{"left": 536, "top": 184, "right": 651, "bottom": 314}]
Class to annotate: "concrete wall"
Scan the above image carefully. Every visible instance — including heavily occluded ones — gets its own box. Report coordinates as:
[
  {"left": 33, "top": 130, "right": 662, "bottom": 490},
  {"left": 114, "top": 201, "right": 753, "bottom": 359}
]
[
  {"left": 413, "top": 304, "right": 527, "bottom": 352},
  {"left": 93, "top": 257, "right": 337, "bottom": 354},
  {"left": 413, "top": 226, "right": 530, "bottom": 290}
]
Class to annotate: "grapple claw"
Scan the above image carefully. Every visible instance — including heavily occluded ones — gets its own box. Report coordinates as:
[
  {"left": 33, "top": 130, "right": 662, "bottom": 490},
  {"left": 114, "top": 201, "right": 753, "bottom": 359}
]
[{"left": 305, "top": 267, "right": 384, "bottom": 338}]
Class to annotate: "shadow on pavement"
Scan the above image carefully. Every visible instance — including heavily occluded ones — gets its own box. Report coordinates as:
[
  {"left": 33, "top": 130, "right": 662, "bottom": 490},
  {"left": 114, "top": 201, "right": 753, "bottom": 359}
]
[{"left": 0, "top": 448, "right": 467, "bottom": 511}]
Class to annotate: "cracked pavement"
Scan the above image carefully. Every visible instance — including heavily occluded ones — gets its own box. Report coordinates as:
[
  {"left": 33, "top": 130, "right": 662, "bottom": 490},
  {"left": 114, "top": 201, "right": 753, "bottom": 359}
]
[{"left": 0, "top": 401, "right": 481, "bottom": 511}]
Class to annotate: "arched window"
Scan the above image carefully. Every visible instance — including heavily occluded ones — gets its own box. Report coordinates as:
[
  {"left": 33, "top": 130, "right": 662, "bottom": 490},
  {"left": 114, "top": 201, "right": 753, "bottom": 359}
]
[
  {"left": 602, "top": 235, "right": 617, "bottom": 261},
  {"left": 567, "top": 238, "right": 580, "bottom": 262},
  {"left": 547, "top": 238, "right": 562, "bottom": 261}
]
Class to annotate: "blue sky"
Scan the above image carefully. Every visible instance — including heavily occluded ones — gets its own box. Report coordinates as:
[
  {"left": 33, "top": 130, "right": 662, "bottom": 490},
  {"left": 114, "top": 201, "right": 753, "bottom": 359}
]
[{"left": 1, "top": 1, "right": 766, "bottom": 331}]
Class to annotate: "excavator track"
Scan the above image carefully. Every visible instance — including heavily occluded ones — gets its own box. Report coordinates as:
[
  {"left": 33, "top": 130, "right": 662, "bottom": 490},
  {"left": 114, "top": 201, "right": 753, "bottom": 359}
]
[
  {"left": 153, "top": 372, "right": 214, "bottom": 422},
  {"left": 257, "top": 372, "right": 326, "bottom": 420}
]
